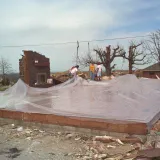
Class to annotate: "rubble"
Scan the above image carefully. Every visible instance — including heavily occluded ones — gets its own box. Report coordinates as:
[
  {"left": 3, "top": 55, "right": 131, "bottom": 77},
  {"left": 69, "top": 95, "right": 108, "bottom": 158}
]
[
  {"left": 106, "top": 145, "right": 116, "bottom": 149},
  {"left": 136, "top": 148, "right": 160, "bottom": 159},
  {"left": 83, "top": 155, "right": 92, "bottom": 160},
  {"left": 90, "top": 141, "right": 106, "bottom": 153},
  {"left": 17, "top": 126, "right": 23, "bottom": 132},
  {"left": 0, "top": 120, "right": 160, "bottom": 160},
  {"left": 155, "top": 141, "right": 160, "bottom": 148},
  {"left": 75, "top": 137, "right": 81, "bottom": 141},
  {"left": 94, "top": 136, "right": 124, "bottom": 145},
  {"left": 102, "top": 75, "right": 115, "bottom": 80},
  {"left": 105, "top": 154, "right": 123, "bottom": 160},
  {"left": 26, "top": 137, "right": 32, "bottom": 140},
  {"left": 152, "top": 120, "right": 160, "bottom": 131},
  {"left": 119, "top": 136, "right": 143, "bottom": 144},
  {"left": 66, "top": 133, "right": 75, "bottom": 139},
  {"left": 93, "top": 153, "right": 108, "bottom": 159}
]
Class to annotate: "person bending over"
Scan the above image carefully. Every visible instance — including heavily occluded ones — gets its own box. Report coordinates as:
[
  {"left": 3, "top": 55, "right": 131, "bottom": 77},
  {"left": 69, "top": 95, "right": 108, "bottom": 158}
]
[{"left": 69, "top": 65, "right": 79, "bottom": 79}]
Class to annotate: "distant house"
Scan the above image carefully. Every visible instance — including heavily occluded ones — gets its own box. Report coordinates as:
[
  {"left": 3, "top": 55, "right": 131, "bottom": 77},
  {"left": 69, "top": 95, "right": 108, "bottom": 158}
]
[
  {"left": 19, "top": 50, "right": 51, "bottom": 87},
  {"left": 142, "top": 62, "right": 160, "bottom": 79}
]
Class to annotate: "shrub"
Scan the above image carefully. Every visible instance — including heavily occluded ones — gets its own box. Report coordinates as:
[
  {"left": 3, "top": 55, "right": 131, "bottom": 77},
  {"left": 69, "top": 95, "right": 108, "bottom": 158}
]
[{"left": 1, "top": 77, "right": 10, "bottom": 86}]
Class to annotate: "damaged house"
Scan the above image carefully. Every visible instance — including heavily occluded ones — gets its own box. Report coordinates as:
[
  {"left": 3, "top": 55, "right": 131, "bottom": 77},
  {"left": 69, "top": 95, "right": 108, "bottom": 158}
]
[{"left": 19, "top": 50, "right": 51, "bottom": 87}]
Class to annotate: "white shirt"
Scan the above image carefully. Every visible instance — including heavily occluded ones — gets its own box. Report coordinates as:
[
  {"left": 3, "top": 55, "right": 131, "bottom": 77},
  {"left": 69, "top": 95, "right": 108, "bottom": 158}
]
[
  {"left": 70, "top": 67, "right": 78, "bottom": 74},
  {"left": 96, "top": 65, "right": 102, "bottom": 72}
]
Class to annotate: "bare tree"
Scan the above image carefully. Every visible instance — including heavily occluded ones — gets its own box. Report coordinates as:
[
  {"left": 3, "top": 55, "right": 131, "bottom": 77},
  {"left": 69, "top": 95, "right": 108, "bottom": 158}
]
[
  {"left": 123, "top": 41, "right": 148, "bottom": 74},
  {"left": 0, "top": 57, "right": 12, "bottom": 78},
  {"left": 79, "top": 45, "right": 125, "bottom": 76},
  {"left": 145, "top": 30, "right": 160, "bottom": 63}
]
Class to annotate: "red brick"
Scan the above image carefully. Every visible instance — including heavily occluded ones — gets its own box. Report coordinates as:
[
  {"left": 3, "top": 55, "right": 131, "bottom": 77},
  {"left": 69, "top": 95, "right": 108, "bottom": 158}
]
[
  {"left": 64, "top": 117, "right": 81, "bottom": 127},
  {"left": 31, "top": 113, "right": 47, "bottom": 123},
  {"left": 127, "top": 123, "right": 147, "bottom": 135},
  {"left": 12, "top": 111, "right": 23, "bottom": 120},
  {"left": 0, "top": 110, "right": 148, "bottom": 135},
  {"left": 0, "top": 110, "right": 3, "bottom": 117},
  {"left": 46, "top": 114, "right": 59, "bottom": 124},
  {"left": 2, "top": 110, "right": 13, "bottom": 119},
  {"left": 20, "top": 51, "right": 50, "bottom": 87},
  {"left": 55, "top": 116, "right": 69, "bottom": 125},
  {"left": 23, "top": 113, "right": 33, "bottom": 122},
  {"left": 80, "top": 119, "right": 106, "bottom": 130}
]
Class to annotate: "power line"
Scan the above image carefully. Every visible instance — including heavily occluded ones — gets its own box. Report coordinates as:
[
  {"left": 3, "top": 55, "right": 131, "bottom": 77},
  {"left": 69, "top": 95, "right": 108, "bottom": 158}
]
[{"left": 0, "top": 34, "right": 150, "bottom": 48}]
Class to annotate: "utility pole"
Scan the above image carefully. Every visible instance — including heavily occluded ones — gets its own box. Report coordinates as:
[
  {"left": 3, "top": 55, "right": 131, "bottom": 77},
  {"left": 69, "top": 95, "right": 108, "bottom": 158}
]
[
  {"left": 76, "top": 41, "right": 79, "bottom": 65},
  {"left": 88, "top": 42, "right": 90, "bottom": 54}
]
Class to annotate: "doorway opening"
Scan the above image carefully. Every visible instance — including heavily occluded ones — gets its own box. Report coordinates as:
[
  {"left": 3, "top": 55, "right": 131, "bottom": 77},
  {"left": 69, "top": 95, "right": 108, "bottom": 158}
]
[{"left": 37, "top": 73, "right": 47, "bottom": 84}]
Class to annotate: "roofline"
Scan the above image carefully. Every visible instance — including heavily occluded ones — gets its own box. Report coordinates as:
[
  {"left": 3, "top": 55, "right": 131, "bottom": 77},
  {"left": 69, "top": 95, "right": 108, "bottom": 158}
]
[
  {"left": 143, "top": 70, "right": 160, "bottom": 72},
  {"left": 143, "top": 62, "right": 160, "bottom": 70}
]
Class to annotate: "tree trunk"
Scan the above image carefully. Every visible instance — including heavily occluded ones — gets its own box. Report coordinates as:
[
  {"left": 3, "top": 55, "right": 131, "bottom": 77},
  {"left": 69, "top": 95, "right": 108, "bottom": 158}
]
[
  {"left": 106, "top": 68, "right": 111, "bottom": 76},
  {"left": 105, "top": 46, "right": 112, "bottom": 77},
  {"left": 129, "top": 60, "right": 132, "bottom": 74},
  {"left": 105, "top": 64, "right": 112, "bottom": 76},
  {"left": 2, "top": 65, "right": 5, "bottom": 78}
]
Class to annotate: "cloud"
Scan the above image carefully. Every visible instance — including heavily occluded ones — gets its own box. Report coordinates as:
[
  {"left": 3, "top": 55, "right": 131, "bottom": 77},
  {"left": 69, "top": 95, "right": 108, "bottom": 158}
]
[
  {"left": 0, "top": 0, "right": 159, "bottom": 72},
  {"left": 0, "top": 0, "right": 114, "bottom": 32}
]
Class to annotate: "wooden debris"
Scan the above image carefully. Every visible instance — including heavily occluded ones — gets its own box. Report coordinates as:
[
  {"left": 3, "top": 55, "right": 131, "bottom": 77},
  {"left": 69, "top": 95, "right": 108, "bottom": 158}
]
[{"left": 94, "top": 136, "right": 124, "bottom": 145}]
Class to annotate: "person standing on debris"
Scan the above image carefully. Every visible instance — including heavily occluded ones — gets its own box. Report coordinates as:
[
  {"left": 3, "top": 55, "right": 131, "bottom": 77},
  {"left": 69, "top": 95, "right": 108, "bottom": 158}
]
[
  {"left": 69, "top": 65, "right": 79, "bottom": 79},
  {"left": 89, "top": 63, "right": 95, "bottom": 80},
  {"left": 96, "top": 62, "right": 102, "bottom": 81}
]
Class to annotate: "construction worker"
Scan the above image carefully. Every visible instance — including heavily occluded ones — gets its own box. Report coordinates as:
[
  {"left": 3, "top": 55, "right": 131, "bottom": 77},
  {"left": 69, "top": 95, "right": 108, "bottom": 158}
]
[
  {"left": 89, "top": 63, "right": 95, "bottom": 80},
  {"left": 69, "top": 65, "right": 79, "bottom": 79},
  {"left": 96, "top": 62, "right": 102, "bottom": 81}
]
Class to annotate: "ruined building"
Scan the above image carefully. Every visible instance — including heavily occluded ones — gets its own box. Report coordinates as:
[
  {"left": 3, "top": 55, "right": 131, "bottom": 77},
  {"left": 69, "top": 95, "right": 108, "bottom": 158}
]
[{"left": 19, "top": 50, "right": 51, "bottom": 87}]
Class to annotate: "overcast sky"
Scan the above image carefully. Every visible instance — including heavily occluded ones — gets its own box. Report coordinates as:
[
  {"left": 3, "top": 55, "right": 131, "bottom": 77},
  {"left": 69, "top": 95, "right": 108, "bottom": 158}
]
[{"left": 0, "top": 0, "right": 160, "bottom": 72}]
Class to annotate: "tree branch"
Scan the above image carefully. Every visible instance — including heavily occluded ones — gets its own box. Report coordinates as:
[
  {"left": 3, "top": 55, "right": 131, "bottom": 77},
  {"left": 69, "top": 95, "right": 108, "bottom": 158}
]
[
  {"left": 134, "top": 55, "right": 146, "bottom": 62},
  {"left": 110, "top": 45, "right": 125, "bottom": 62},
  {"left": 111, "top": 64, "right": 116, "bottom": 69},
  {"left": 145, "top": 30, "right": 160, "bottom": 62}
]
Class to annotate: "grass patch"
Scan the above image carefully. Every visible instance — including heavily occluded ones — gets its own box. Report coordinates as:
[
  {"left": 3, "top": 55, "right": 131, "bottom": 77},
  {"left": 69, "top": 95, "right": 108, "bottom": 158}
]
[{"left": 0, "top": 86, "right": 9, "bottom": 91}]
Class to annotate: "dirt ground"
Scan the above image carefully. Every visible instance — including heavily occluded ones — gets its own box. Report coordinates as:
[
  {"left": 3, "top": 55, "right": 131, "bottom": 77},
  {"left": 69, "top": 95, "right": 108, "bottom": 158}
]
[
  {"left": 0, "top": 122, "right": 87, "bottom": 160},
  {"left": 0, "top": 119, "right": 160, "bottom": 160}
]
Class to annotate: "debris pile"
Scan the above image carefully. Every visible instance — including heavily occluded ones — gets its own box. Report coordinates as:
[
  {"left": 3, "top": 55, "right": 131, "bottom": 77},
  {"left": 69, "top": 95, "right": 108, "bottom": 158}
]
[
  {"left": 52, "top": 72, "right": 88, "bottom": 84},
  {"left": 80, "top": 134, "right": 160, "bottom": 160},
  {"left": 0, "top": 121, "right": 160, "bottom": 160},
  {"left": 152, "top": 120, "right": 160, "bottom": 132},
  {"left": 102, "top": 75, "right": 115, "bottom": 81}
]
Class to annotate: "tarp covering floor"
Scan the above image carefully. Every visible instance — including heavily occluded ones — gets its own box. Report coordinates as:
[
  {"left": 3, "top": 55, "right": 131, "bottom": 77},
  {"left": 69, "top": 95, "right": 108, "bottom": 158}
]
[{"left": 0, "top": 74, "right": 160, "bottom": 127}]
